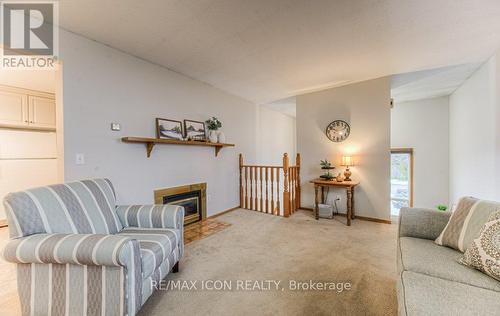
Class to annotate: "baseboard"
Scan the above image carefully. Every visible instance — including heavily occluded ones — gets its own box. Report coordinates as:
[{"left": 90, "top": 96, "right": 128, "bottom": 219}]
[
  {"left": 299, "top": 207, "right": 313, "bottom": 211},
  {"left": 298, "top": 207, "right": 391, "bottom": 224},
  {"left": 0, "top": 219, "right": 7, "bottom": 228},
  {"left": 207, "top": 206, "right": 240, "bottom": 219},
  {"left": 353, "top": 215, "right": 392, "bottom": 224}
]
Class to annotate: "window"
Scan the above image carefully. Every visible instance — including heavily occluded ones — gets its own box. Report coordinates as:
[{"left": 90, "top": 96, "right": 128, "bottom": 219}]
[{"left": 391, "top": 149, "right": 413, "bottom": 216}]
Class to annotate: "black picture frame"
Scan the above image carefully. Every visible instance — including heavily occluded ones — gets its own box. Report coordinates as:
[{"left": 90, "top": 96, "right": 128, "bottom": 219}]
[
  {"left": 183, "top": 119, "right": 206, "bottom": 141},
  {"left": 156, "top": 118, "right": 184, "bottom": 140}
]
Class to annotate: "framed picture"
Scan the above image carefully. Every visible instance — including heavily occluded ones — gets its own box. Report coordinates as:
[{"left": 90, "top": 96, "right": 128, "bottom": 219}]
[
  {"left": 156, "top": 118, "right": 184, "bottom": 140},
  {"left": 184, "top": 119, "right": 206, "bottom": 141}
]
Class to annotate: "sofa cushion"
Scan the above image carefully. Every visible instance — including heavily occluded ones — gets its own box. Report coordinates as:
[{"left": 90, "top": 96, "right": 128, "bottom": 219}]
[
  {"left": 399, "top": 237, "right": 500, "bottom": 292},
  {"left": 399, "top": 270, "right": 500, "bottom": 316},
  {"left": 460, "top": 211, "right": 500, "bottom": 281},
  {"left": 118, "top": 227, "right": 179, "bottom": 278},
  {"left": 4, "top": 178, "right": 122, "bottom": 238},
  {"left": 435, "top": 197, "right": 500, "bottom": 252}
]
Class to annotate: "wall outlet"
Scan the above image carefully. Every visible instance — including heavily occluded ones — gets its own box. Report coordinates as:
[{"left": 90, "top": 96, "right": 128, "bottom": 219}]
[
  {"left": 76, "top": 153, "right": 85, "bottom": 165},
  {"left": 111, "top": 123, "right": 121, "bottom": 131}
]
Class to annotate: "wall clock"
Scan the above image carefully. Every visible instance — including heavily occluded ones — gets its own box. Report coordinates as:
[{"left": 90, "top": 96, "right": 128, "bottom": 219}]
[{"left": 326, "top": 120, "right": 350, "bottom": 142}]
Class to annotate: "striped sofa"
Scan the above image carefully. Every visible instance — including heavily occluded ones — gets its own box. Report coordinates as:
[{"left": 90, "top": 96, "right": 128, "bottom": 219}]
[{"left": 2, "top": 179, "right": 184, "bottom": 316}]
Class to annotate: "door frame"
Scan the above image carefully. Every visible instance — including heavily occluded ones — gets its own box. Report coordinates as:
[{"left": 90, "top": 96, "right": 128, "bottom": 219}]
[{"left": 391, "top": 148, "right": 414, "bottom": 208}]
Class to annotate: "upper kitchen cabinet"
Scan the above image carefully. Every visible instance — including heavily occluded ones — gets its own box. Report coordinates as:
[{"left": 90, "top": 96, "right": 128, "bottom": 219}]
[
  {"left": 28, "top": 96, "right": 56, "bottom": 129},
  {"left": 0, "top": 89, "right": 28, "bottom": 127},
  {"left": 0, "top": 85, "right": 56, "bottom": 131}
]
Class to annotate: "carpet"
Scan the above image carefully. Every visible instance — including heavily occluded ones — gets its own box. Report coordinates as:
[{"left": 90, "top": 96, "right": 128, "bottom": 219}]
[{"left": 139, "top": 209, "right": 398, "bottom": 315}]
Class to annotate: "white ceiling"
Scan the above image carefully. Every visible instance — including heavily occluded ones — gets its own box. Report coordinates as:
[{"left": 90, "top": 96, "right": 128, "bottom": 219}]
[
  {"left": 58, "top": 1, "right": 500, "bottom": 104},
  {"left": 391, "top": 63, "right": 482, "bottom": 103}
]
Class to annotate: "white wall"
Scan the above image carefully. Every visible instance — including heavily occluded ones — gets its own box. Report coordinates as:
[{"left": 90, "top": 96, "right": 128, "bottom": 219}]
[
  {"left": 58, "top": 30, "right": 261, "bottom": 216},
  {"left": 449, "top": 56, "right": 499, "bottom": 203},
  {"left": 257, "top": 106, "right": 296, "bottom": 166},
  {"left": 496, "top": 56, "right": 500, "bottom": 199},
  {"left": 296, "top": 77, "right": 391, "bottom": 221},
  {"left": 391, "top": 97, "right": 449, "bottom": 208}
]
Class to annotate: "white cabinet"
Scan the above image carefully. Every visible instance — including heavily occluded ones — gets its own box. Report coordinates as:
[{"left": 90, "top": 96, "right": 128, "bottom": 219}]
[
  {"left": 0, "top": 86, "right": 58, "bottom": 221},
  {"left": 28, "top": 96, "right": 56, "bottom": 129},
  {"left": 0, "top": 90, "right": 28, "bottom": 126},
  {"left": 0, "top": 159, "right": 59, "bottom": 220},
  {"left": 0, "top": 86, "right": 55, "bottom": 131}
]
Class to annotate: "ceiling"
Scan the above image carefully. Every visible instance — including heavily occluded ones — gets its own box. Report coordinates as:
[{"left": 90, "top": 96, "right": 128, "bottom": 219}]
[
  {"left": 266, "top": 63, "right": 484, "bottom": 117},
  {"left": 58, "top": 1, "right": 500, "bottom": 104},
  {"left": 391, "top": 63, "right": 482, "bottom": 103}
]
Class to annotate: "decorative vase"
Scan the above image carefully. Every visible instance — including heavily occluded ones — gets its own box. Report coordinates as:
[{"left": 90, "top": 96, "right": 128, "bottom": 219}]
[
  {"left": 208, "top": 130, "right": 218, "bottom": 143},
  {"left": 217, "top": 131, "right": 226, "bottom": 143},
  {"left": 336, "top": 173, "right": 344, "bottom": 182},
  {"left": 343, "top": 166, "right": 352, "bottom": 181}
]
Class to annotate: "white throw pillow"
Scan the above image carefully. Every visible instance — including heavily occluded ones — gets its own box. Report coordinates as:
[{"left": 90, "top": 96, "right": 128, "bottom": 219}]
[{"left": 459, "top": 211, "right": 500, "bottom": 281}]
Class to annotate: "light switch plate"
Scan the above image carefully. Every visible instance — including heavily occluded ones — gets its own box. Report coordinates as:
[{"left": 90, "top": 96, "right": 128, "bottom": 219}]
[
  {"left": 111, "top": 123, "right": 121, "bottom": 131},
  {"left": 76, "top": 153, "right": 85, "bottom": 165}
]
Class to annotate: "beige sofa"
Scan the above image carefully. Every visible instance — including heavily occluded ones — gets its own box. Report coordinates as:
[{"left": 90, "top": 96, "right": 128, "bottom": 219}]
[{"left": 397, "top": 208, "right": 500, "bottom": 316}]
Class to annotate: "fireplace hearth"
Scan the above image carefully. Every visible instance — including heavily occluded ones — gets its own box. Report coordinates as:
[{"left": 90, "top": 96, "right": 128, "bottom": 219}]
[{"left": 154, "top": 183, "right": 207, "bottom": 225}]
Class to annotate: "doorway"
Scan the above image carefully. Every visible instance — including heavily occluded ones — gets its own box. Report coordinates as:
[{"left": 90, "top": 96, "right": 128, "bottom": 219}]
[{"left": 391, "top": 148, "right": 413, "bottom": 216}]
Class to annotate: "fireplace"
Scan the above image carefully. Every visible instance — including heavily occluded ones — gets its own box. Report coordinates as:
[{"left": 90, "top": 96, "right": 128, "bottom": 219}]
[{"left": 154, "top": 183, "right": 207, "bottom": 225}]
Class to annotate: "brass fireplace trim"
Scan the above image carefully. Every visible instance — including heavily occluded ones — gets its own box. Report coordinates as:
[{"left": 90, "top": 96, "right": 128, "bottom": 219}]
[{"left": 154, "top": 183, "right": 207, "bottom": 224}]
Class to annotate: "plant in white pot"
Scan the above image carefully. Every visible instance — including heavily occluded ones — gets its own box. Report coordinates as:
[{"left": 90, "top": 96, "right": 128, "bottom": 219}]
[{"left": 205, "top": 117, "right": 223, "bottom": 143}]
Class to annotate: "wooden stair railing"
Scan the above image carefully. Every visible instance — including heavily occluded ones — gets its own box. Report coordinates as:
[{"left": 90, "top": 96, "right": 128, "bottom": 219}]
[{"left": 239, "top": 153, "right": 301, "bottom": 217}]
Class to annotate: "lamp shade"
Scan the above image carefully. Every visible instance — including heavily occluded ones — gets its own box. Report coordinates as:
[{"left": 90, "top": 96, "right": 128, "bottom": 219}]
[{"left": 341, "top": 156, "right": 354, "bottom": 166}]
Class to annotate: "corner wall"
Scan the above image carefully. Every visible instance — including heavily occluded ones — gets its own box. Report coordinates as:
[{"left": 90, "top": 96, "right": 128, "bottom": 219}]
[
  {"left": 256, "top": 106, "right": 296, "bottom": 166},
  {"left": 449, "top": 55, "right": 499, "bottom": 204},
  {"left": 391, "top": 97, "right": 449, "bottom": 208},
  {"left": 296, "top": 77, "right": 391, "bottom": 221}
]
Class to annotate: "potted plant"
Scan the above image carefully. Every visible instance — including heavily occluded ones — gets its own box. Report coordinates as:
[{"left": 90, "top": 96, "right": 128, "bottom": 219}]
[
  {"left": 205, "top": 117, "right": 223, "bottom": 143},
  {"left": 319, "top": 159, "right": 335, "bottom": 180},
  {"left": 437, "top": 204, "right": 448, "bottom": 211}
]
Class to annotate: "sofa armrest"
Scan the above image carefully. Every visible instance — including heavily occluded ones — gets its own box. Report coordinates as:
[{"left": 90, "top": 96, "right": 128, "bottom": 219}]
[
  {"left": 4, "top": 233, "right": 143, "bottom": 315},
  {"left": 3, "top": 233, "right": 140, "bottom": 268},
  {"left": 398, "top": 208, "right": 451, "bottom": 240},
  {"left": 117, "top": 204, "right": 185, "bottom": 257},
  {"left": 116, "top": 204, "right": 184, "bottom": 230}
]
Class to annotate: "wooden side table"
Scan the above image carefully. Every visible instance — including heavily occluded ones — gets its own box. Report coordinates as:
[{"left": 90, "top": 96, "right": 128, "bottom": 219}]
[{"left": 310, "top": 179, "right": 360, "bottom": 226}]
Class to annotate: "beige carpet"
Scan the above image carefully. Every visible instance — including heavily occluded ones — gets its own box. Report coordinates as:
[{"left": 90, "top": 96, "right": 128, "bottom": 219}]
[{"left": 140, "top": 209, "right": 398, "bottom": 316}]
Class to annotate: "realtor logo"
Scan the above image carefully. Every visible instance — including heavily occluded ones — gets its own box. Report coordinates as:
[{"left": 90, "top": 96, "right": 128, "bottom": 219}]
[{"left": 1, "top": 1, "right": 58, "bottom": 69}]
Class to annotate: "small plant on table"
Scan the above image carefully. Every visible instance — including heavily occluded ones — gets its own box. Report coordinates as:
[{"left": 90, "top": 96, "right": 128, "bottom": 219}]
[{"left": 319, "top": 159, "right": 335, "bottom": 180}]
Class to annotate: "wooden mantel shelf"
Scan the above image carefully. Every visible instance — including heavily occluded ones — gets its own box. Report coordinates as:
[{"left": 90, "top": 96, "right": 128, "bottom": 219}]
[{"left": 121, "top": 137, "right": 235, "bottom": 157}]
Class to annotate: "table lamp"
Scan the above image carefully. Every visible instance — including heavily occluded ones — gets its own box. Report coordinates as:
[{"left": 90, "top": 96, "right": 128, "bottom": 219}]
[{"left": 341, "top": 156, "right": 354, "bottom": 181}]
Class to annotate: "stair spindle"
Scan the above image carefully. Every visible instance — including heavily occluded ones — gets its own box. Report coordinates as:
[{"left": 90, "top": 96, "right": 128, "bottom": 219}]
[
  {"left": 250, "top": 166, "right": 254, "bottom": 210},
  {"left": 265, "top": 167, "right": 269, "bottom": 213},
  {"left": 271, "top": 167, "right": 275, "bottom": 214},
  {"left": 259, "top": 167, "right": 263, "bottom": 212},
  {"left": 254, "top": 167, "right": 258, "bottom": 211}
]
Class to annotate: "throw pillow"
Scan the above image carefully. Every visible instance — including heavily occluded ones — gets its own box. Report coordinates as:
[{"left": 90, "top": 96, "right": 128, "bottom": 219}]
[
  {"left": 435, "top": 197, "right": 500, "bottom": 252},
  {"left": 459, "top": 211, "right": 500, "bottom": 281}
]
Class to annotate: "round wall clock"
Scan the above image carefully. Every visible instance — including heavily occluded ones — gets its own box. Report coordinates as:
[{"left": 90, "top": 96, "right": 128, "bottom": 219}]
[{"left": 326, "top": 120, "right": 350, "bottom": 142}]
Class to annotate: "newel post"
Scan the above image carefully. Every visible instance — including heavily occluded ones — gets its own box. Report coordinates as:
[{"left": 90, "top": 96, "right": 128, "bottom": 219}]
[
  {"left": 239, "top": 154, "right": 243, "bottom": 208},
  {"left": 296, "top": 153, "right": 301, "bottom": 209},
  {"left": 283, "top": 153, "right": 290, "bottom": 217}
]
